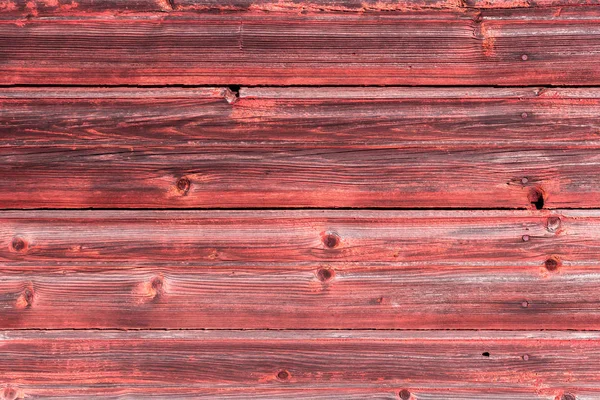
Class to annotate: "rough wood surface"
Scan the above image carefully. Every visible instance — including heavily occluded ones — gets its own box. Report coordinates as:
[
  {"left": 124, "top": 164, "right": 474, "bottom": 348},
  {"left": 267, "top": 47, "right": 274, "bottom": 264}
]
[
  {"left": 2, "top": 261, "right": 600, "bottom": 329},
  {"left": 0, "top": 330, "right": 595, "bottom": 399},
  {"left": 0, "top": 209, "right": 598, "bottom": 329},
  {"left": 4, "top": 87, "right": 600, "bottom": 208},
  {"left": 2, "top": 9, "right": 600, "bottom": 85},
  {"left": 0, "top": 209, "right": 588, "bottom": 263},
  {"left": 1, "top": 0, "right": 597, "bottom": 15}
]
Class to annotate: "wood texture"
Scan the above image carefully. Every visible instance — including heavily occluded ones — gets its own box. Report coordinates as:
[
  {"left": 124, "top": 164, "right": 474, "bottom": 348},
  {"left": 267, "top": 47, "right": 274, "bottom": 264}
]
[
  {"left": 0, "top": 209, "right": 599, "bottom": 329},
  {"left": 3, "top": 9, "right": 600, "bottom": 85},
  {"left": 3, "top": 0, "right": 598, "bottom": 15},
  {"left": 0, "top": 330, "right": 596, "bottom": 399},
  {"left": 5, "top": 87, "right": 600, "bottom": 208}
]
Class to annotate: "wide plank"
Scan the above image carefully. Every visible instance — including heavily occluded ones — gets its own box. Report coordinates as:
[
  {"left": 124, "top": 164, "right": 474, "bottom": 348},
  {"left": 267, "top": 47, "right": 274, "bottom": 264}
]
[
  {"left": 4, "top": 87, "right": 600, "bottom": 208},
  {"left": 2, "top": 8, "right": 600, "bottom": 85},
  {"left": 3, "top": 260, "right": 600, "bottom": 329},
  {"left": 0, "top": 210, "right": 590, "bottom": 264},
  {"left": 0, "top": 330, "right": 596, "bottom": 398}
]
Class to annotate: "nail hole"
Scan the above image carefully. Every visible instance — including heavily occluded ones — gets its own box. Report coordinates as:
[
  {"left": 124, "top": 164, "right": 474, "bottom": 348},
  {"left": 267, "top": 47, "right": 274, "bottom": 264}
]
[
  {"left": 10, "top": 237, "right": 27, "bottom": 253},
  {"left": 482, "top": 352, "right": 490, "bottom": 357},
  {"left": 399, "top": 389, "right": 411, "bottom": 400},
  {"left": 277, "top": 370, "right": 290, "bottom": 381},
  {"left": 528, "top": 187, "right": 545, "bottom": 210},
  {"left": 521, "top": 112, "right": 528, "bottom": 119},
  {"left": 176, "top": 177, "right": 191, "bottom": 194},
  {"left": 547, "top": 216, "right": 561, "bottom": 232},
  {"left": 323, "top": 232, "right": 340, "bottom": 249},
  {"left": 561, "top": 394, "right": 576, "bottom": 400},
  {"left": 317, "top": 268, "right": 335, "bottom": 282},
  {"left": 521, "top": 54, "right": 529, "bottom": 61},
  {"left": 522, "top": 354, "right": 529, "bottom": 361},
  {"left": 521, "top": 301, "right": 529, "bottom": 308},
  {"left": 522, "top": 235, "right": 530, "bottom": 242},
  {"left": 521, "top": 177, "right": 529, "bottom": 184},
  {"left": 544, "top": 256, "right": 561, "bottom": 272}
]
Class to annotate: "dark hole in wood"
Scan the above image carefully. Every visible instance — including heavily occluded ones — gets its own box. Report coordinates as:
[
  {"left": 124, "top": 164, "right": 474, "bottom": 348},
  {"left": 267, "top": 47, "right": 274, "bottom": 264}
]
[
  {"left": 399, "top": 389, "right": 411, "bottom": 400},
  {"left": 228, "top": 85, "right": 241, "bottom": 95},
  {"left": 545, "top": 257, "right": 561, "bottom": 272},
  {"left": 528, "top": 187, "right": 545, "bottom": 210},
  {"left": 561, "top": 394, "right": 576, "bottom": 400},
  {"left": 482, "top": 352, "right": 490, "bottom": 357}
]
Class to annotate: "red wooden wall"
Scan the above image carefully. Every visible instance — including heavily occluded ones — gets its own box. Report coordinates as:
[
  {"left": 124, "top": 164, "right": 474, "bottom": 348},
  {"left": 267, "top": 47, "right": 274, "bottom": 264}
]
[{"left": 1, "top": 1, "right": 599, "bottom": 399}]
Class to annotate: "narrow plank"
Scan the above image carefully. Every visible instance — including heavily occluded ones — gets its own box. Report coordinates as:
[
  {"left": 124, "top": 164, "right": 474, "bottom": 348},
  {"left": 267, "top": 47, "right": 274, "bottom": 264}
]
[
  {"left": 1, "top": 0, "right": 598, "bottom": 16},
  {"left": 3, "top": 260, "right": 600, "bottom": 329},
  {"left": 0, "top": 209, "right": 591, "bottom": 264},
  {"left": 0, "top": 330, "right": 597, "bottom": 399},
  {"left": 0, "top": 0, "right": 173, "bottom": 14},
  {"left": 2, "top": 8, "right": 600, "bottom": 85},
  {"left": 5, "top": 87, "right": 600, "bottom": 208}
]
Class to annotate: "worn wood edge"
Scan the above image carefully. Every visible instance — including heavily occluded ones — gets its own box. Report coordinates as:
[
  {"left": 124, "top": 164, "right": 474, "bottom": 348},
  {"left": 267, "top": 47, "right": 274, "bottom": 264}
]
[
  {"left": 3, "top": 329, "right": 600, "bottom": 340},
  {"left": 0, "top": 387, "right": 582, "bottom": 400},
  {"left": 0, "top": 87, "right": 228, "bottom": 99},
  {"left": 2, "top": 0, "right": 600, "bottom": 16}
]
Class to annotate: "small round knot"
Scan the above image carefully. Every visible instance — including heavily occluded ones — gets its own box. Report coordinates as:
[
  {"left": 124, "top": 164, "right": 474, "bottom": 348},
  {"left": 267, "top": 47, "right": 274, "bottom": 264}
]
[
  {"left": 2, "top": 387, "right": 18, "bottom": 400},
  {"left": 521, "top": 112, "right": 528, "bottom": 119},
  {"left": 323, "top": 232, "right": 340, "bottom": 249},
  {"left": 176, "top": 177, "right": 191, "bottom": 194},
  {"left": 521, "top": 54, "right": 529, "bottom": 61},
  {"left": 277, "top": 370, "right": 290, "bottom": 381},
  {"left": 522, "top": 235, "right": 530, "bottom": 242},
  {"left": 10, "top": 236, "right": 27, "bottom": 253},
  {"left": 23, "top": 288, "right": 34, "bottom": 307},
  {"left": 561, "top": 394, "right": 576, "bottom": 400},
  {"left": 544, "top": 256, "right": 561, "bottom": 272},
  {"left": 547, "top": 216, "right": 561, "bottom": 232},
  {"left": 317, "top": 268, "right": 335, "bottom": 282},
  {"left": 399, "top": 389, "right": 411, "bottom": 400},
  {"left": 150, "top": 276, "right": 164, "bottom": 299}
]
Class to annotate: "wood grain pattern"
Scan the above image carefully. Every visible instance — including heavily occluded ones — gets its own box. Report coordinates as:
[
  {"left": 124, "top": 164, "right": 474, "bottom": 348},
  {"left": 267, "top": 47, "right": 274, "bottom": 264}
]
[
  {"left": 3, "top": 9, "right": 600, "bottom": 85},
  {"left": 0, "top": 209, "right": 599, "bottom": 329},
  {"left": 0, "top": 330, "right": 596, "bottom": 399},
  {"left": 5, "top": 87, "right": 600, "bottom": 208},
  {"left": 1, "top": 0, "right": 598, "bottom": 16},
  {"left": 0, "top": 209, "right": 586, "bottom": 263},
  {"left": 2, "top": 261, "right": 600, "bottom": 329}
]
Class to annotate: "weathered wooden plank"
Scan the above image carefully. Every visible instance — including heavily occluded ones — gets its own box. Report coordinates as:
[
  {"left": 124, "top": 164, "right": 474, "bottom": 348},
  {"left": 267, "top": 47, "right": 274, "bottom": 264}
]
[
  {"left": 0, "top": 210, "right": 590, "bottom": 264},
  {"left": 1, "top": 0, "right": 598, "bottom": 16},
  {"left": 0, "top": 330, "right": 597, "bottom": 399},
  {"left": 0, "top": 0, "right": 173, "bottom": 14},
  {"left": 4, "top": 87, "right": 600, "bottom": 208},
  {"left": 176, "top": 0, "right": 600, "bottom": 11},
  {"left": 2, "top": 9, "right": 600, "bottom": 85},
  {"left": 3, "top": 260, "right": 600, "bottom": 329}
]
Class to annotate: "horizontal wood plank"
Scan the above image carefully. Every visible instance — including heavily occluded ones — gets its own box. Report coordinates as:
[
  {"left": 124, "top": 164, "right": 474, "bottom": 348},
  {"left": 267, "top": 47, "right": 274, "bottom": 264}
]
[
  {"left": 5, "top": 87, "right": 600, "bottom": 208},
  {"left": 3, "top": 0, "right": 599, "bottom": 16},
  {"left": 1, "top": 209, "right": 600, "bottom": 329},
  {"left": 0, "top": 209, "right": 586, "bottom": 263},
  {"left": 0, "top": 330, "right": 596, "bottom": 398},
  {"left": 2, "top": 262, "right": 600, "bottom": 329},
  {"left": 2, "top": 9, "right": 600, "bottom": 85}
]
